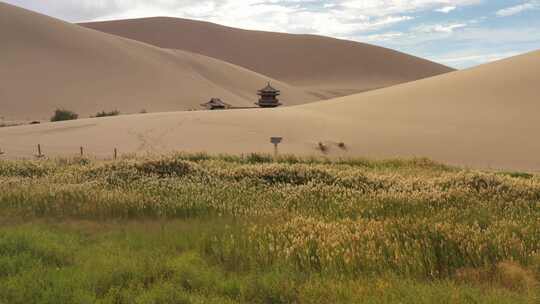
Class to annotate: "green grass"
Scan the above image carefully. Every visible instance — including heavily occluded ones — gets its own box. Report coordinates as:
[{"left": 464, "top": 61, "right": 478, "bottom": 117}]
[{"left": 0, "top": 153, "right": 538, "bottom": 303}]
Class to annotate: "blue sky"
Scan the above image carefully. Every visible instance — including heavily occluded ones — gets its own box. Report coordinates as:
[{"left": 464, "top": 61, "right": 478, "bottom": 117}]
[
  {"left": 357, "top": 0, "right": 540, "bottom": 68},
  {"left": 5, "top": 0, "right": 540, "bottom": 69}
]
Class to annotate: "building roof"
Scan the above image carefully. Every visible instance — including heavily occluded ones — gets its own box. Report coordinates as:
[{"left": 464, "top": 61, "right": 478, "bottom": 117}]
[
  {"left": 258, "top": 82, "right": 280, "bottom": 93},
  {"left": 201, "top": 98, "right": 230, "bottom": 109}
]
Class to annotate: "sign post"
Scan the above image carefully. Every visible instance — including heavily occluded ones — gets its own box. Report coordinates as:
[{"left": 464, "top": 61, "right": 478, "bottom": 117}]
[
  {"left": 270, "top": 137, "right": 283, "bottom": 157},
  {"left": 36, "top": 144, "right": 44, "bottom": 158}
]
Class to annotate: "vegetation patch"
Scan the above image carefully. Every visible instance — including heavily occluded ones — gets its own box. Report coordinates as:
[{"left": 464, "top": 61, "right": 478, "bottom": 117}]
[
  {"left": 0, "top": 153, "right": 538, "bottom": 303},
  {"left": 94, "top": 110, "right": 120, "bottom": 118},
  {"left": 50, "top": 108, "right": 78, "bottom": 122}
]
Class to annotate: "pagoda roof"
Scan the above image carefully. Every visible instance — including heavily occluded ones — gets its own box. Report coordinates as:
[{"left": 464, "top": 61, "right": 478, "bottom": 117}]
[{"left": 258, "top": 82, "right": 280, "bottom": 93}]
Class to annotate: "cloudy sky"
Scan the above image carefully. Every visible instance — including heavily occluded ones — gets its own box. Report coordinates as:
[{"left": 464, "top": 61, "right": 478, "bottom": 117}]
[{"left": 5, "top": 0, "right": 540, "bottom": 69}]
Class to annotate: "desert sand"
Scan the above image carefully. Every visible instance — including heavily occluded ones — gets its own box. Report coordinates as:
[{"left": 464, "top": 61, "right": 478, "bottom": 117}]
[
  {"left": 81, "top": 17, "right": 454, "bottom": 98},
  {"left": 0, "top": 3, "right": 319, "bottom": 120},
  {"left": 1, "top": 50, "right": 539, "bottom": 170}
]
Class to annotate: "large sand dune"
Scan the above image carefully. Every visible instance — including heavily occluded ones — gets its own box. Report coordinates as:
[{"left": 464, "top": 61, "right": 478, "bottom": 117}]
[
  {"left": 0, "top": 3, "right": 318, "bottom": 121},
  {"left": 1, "top": 50, "right": 539, "bottom": 170},
  {"left": 81, "top": 17, "right": 454, "bottom": 98}
]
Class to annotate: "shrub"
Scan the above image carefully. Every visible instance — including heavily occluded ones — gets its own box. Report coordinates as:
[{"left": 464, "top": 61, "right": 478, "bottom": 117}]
[
  {"left": 51, "top": 109, "right": 78, "bottom": 122},
  {"left": 135, "top": 158, "right": 196, "bottom": 177},
  {"left": 95, "top": 110, "right": 120, "bottom": 118},
  {"left": 318, "top": 142, "right": 328, "bottom": 153}
]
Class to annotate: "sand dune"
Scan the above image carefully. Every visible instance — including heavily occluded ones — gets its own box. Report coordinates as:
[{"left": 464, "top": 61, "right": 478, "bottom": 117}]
[
  {"left": 0, "top": 3, "right": 318, "bottom": 120},
  {"left": 81, "top": 17, "right": 454, "bottom": 98},
  {"left": 1, "top": 50, "right": 539, "bottom": 170}
]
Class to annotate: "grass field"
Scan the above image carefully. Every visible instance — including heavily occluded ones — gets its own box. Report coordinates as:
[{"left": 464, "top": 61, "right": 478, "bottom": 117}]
[{"left": 0, "top": 153, "right": 538, "bottom": 303}]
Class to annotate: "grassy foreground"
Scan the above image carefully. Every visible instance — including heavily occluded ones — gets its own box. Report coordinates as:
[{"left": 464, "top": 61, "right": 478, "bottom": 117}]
[{"left": 0, "top": 153, "right": 538, "bottom": 303}]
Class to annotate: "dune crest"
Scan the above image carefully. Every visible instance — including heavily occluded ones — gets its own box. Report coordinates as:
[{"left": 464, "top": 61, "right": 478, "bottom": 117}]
[{"left": 81, "top": 17, "right": 454, "bottom": 98}]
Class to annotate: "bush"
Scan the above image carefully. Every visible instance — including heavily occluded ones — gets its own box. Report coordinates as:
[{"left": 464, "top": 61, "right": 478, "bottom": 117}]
[
  {"left": 95, "top": 110, "right": 120, "bottom": 118},
  {"left": 51, "top": 109, "right": 78, "bottom": 122},
  {"left": 318, "top": 142, "right": 328, "bottom": 153}
]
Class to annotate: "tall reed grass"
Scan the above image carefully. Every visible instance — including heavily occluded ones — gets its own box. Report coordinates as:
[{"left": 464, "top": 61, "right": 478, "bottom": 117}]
[{"left": 0, "top": 153, "right": 538, "bottom": 303}]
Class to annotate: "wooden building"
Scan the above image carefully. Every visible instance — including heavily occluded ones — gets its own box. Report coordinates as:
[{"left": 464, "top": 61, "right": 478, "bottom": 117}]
[
  {"left": 201, "top": 98, "right": 230, "bottom": 110},
  {"left": 256, "top": 83, "right": 282, "bottom": 108}
]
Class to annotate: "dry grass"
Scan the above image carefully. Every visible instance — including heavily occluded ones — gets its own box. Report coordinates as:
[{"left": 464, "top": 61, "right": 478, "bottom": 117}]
[
  {"left": 456, "top": 261, "right": 539, "bottom": 293},
  {"left": 0, "top": 153, "right": 538, "bottom": 303}
]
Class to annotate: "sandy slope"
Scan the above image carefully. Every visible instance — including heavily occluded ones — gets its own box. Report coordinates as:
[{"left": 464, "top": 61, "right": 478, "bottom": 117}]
[
  {"left": 81, "top": 17, "right": 454, "bottom": 98},
  {"left": 0, "top": 3, "right": 318, "bottom": 120},
  {"left": 1, "top": 51, "right": 539, "bottom": 170}
]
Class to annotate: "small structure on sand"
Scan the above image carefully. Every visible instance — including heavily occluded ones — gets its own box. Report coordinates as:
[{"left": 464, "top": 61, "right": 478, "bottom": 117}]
[
  {"left": 256, "top": 82, "right": 282, "bottom": 108},
  {"left": 201, "top": 98, "right": 230, "bottom": 110}
]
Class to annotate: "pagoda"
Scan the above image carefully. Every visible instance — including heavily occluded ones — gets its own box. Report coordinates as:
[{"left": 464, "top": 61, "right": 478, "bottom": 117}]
[{"left": 256, "top": 82, "right": 282, "bottom": 108}]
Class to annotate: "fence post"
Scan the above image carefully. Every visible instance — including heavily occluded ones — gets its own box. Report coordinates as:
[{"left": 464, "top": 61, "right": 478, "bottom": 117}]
[
  {"left": 80, "top": 146, "right": 84, "bottom": 157},
  {"left": 114, "top": 148, "right": 117, "bottom": 160}
]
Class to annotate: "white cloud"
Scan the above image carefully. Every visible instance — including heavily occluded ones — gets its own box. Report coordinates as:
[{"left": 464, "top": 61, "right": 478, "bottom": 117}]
[
  {"left": 436, "top": 6, "right": 456, "bottom": 13},
  {"left": 361, "top": 32, "right": 404, "bottom": 42},
  {"left": 496, "top": 0, "right": 540, "bottom": 17},
  {"left": 414, "top": 23, "right": 467, "bottom": 34},
  {"left": 378, "top": 26, "right": 540, "bottom": 49},
  {"left": 339, "top": 0, "right": 479, "bottom": 16},
  {"left": 432, "top": 50, "right": 521, "bottom": 67},
  {"left": 365, "top": 25, "right": 540, "bottom": 68}
]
